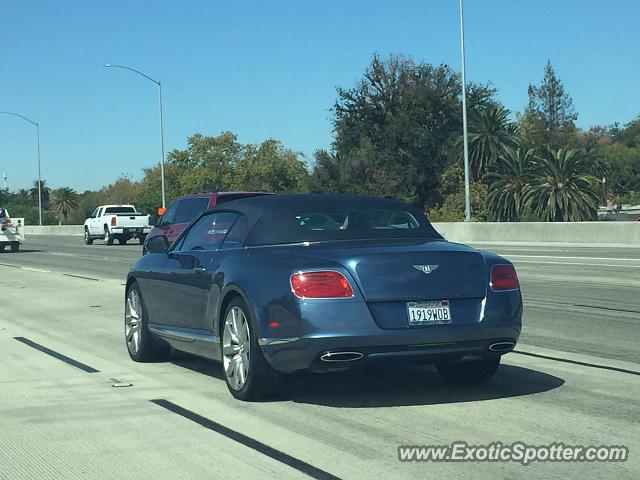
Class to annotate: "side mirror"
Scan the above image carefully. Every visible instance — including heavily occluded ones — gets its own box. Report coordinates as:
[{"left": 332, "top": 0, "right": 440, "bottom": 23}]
[{"left": 146, "top": 235, "right": 169, "bottom": 254}]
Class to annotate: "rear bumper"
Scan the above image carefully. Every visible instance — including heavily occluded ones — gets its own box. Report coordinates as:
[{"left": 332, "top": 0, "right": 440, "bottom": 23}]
[
  {"left": 260, "top": 324, "right": 520, "bottom": 373},
  {"left": 111, "top": 227, "right": 151, "bottom": 235}
]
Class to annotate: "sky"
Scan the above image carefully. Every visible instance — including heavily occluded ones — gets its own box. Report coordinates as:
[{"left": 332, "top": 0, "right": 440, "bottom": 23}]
[{"left": 1, "top": 0, "right": 639, "bottom": 192}]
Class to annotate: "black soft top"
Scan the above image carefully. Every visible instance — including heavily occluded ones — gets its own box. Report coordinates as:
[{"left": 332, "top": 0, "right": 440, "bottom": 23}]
[{"left": 207, "top": 194, "right": 443, "bottom": 246}]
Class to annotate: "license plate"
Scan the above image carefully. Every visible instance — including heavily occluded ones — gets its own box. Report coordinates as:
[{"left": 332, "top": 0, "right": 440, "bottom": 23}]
[{"left": 407, "top": 300, "right": 452, "bottom": 325}]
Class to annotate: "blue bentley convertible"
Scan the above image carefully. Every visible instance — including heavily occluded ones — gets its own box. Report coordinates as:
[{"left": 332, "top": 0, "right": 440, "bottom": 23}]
[{"left": 125, "top": 194, "right": 522, "bottom": 400}]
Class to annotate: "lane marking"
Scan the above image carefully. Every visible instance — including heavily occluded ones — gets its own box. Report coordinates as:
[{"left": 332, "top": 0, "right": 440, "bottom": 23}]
[
  {"left": 151, "top": 399, "right": 342, "bottom": 480},
  {"left": 513, "top": 350, "right": 640, "bottom": 376},
  {"left": 0, "top": 262, "right": 20, "bottom": 268},
  {"left": 63, "top": 273, "right": 101, "bottom": 282},
  {"left": 21, "top": 267, "right": 51, "bottom": 273},
  {"left": 14, "top": 337, "right": 99, "bottom": 373},
  {"left": 572, "top": 303, "right": 640, "bottom": 314},
  {"left": 506, "top": 254, "right": 640, "bottom": 262},
  {"left": 513, "top": 260, "right": 640, "bottom": 268}
]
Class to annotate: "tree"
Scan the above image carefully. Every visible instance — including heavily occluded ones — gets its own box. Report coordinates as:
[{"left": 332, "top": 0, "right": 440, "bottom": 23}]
[
  {"left": 612, "top": 116, "right": 640, "bottom": 148},
  {"left": 485, "top": 148, "right": 537, "bottom": 222},
  {"left": 521, "top": 61, "right": 578, "bottom": 150},
  {"left": 464, "top": 106, "right": 520, "bottom": 180},
  {"left": 317, "top": 53, "right": 496, "bottom": 210},
  {"left": 100, "top": 176, "right": 140, "bottom": 205},
  {"left": 308, "top": 150, "right": 343, "bottom": 193},
  {"left": 426, "top": 163, "right": 487, "bottom": 221},
  {"left": 50, "top": 187, "right": 80, "bottom": 223},
  {"left": 525, "top": 149, "right": 599, "bottom": 221},
  {"left": 235, "top": 140, "right": 308, "bottom": 193},
  {"left": 133, "top": 131, "right": 310, "bottom": 214},
  {"left": 169, "top": 131, "right": 243, "bottom": 194},
  {"left": 28, "top": 180, "right": 51, "bottom": 208}
]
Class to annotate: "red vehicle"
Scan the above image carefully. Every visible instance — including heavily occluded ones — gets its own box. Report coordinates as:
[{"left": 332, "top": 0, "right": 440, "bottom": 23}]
[{"left": 143, "top": 191, "right": 271, "bottom": 254}]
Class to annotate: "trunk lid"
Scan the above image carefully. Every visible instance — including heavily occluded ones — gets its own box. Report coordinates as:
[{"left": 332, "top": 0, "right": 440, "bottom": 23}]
[
  {"left": 292, "top": 239, "right": 487, "bottom": 302},
  {"left": 285, "top": 239, "right": 488, "bottom": 329}
]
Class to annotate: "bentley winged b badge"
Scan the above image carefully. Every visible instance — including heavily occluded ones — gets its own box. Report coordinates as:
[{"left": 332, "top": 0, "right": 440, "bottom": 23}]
[{"left": 413, "top": 264, "right": 439, "bottom": 274}]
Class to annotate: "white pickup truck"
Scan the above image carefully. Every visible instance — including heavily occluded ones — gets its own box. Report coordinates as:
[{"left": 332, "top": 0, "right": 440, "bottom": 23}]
[
  {"left": 0, "top": 209, "right": 25, "bottom": 252},
  {"left": 84, "top": 205, "right": 151, "bottom": 245}
]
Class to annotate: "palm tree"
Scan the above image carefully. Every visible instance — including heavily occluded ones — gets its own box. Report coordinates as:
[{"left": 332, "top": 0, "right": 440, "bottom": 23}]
[
  {"left": 525, "top": 148, "right": 600, "bottom": 222},
  {"left": 49, "top": 187, "right": 79, "bottom": 223},
  {"left": 464, "top": 106, "right": 521, "bottom": 180},
  {"left": 485, "top": 147, "right": 537, "bottom": 222},
  {"left": 28, "top": 180, "right": 51, "bottom": 208}
]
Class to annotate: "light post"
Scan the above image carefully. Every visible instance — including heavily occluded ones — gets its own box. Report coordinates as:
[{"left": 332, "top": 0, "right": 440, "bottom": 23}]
[
  {"left": 459, "top": 0, "right": 471, "bottom": 222},
  {"left": 0, "top": 111, "right": 43, "bottom": 225},
  {"left": 103, "top": 64, "right": 166, "bottom": 209}
]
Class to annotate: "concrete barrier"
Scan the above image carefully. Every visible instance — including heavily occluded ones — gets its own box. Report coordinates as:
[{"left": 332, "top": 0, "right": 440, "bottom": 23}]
[
  {"left": 23, "top": 222, "right": 640, "bottom": 245},
  {"left": 432, "top": 222, "right": 640, "bottom": 246},
  {"left": 25, "top": 225, "right": 84, "bottom": 236}
]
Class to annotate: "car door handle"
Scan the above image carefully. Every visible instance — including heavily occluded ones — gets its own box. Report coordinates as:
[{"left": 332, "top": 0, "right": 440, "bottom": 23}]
[{"left": 194, "top": 267, "right": 207, "bottom": 274}]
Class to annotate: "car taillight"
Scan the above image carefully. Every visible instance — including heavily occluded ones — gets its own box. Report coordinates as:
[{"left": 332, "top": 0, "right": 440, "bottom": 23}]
[
  {"left": 111, "top": 217, "right": 116, "bottom": 226},
  {"left": 490, "top": 264, "right": 519, "bottom": 291},
  {"left": 290, "top": 271, "right": 353, "bottom": 299}
]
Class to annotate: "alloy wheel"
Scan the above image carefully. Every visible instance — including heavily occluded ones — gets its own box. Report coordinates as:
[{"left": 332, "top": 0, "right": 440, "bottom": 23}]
[
  {"left": 125, "top": 289, "right": 142, "bottom": 355},
  {"left": 222, "top": 306, "right": 251, "bottom": 390}
]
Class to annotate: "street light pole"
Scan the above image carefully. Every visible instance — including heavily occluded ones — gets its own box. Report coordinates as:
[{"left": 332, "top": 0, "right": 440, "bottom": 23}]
[
  {"left": 459, "top": 0, "right": 472, "bottom": 222},
  {"left": 36, "top": 123, "right": 42, "bottom": 226},
  {"left": 0, "top": 111, "right": 43, "bottom": 225},
  {"left": 103, "top": 64, "right": 166, "bottom": 208},
  {"left": 158, "top": 81, "right": 166, "bottom": 209}
]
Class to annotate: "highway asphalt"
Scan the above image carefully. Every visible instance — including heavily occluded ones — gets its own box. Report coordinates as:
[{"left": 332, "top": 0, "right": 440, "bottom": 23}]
[
  {"left": 6, "top": 235, "right": 640, "bottom": 363},
  {"left": 1, "top": 235, "right": 638, "bottom": 479}
]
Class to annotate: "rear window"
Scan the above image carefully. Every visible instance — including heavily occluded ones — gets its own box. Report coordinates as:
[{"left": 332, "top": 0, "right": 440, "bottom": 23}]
[
  {"left": 246, "top": 202, "right": 442, "bottom": 246},
  {"left": 174, "top": 197, "right": 210, "bottom": 224},
  {"left": 297, "top": 209, "right": 420, "bottom": 231},
  {"left": 104, "top": 207, "right": 136, "bottom": 214}
]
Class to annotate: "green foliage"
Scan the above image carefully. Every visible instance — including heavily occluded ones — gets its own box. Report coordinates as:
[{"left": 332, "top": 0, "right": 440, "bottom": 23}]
[
  {"left": 524, "top": 149, "right": 600, "bottom": 222},
  {"left": 485, "top": 148, "right": 537, "bottom": 222},
  {"left": 28, "top": 180, "right": 51, "bottom": 208},
  {"left": 613, "top": 116, "right": 640, "bottom": 148},
  {"left": 49, "top": 187, "right": 80, "bottom": 223},
  {"left": 313, "top": 53, "right": 497, "bottom": 210},
  {"left": 427, "top": 163, "right": 487, "bottom": 222},
  {"left": 235, "top": 140, "right": 309, "bottom": 193},
  {"left": 134, "top": 132, "right": 310, "bottom": 214},
  {"left": 523, "top": 61, "right": 578, "bottom": 151},
  {"left": 464, "top": 106, "right": 520, "bottom": 180}
]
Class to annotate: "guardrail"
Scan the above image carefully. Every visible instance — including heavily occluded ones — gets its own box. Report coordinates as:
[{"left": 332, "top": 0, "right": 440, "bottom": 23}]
[
  {"left": 23, "top": 222, "right": 640, "bottom": 245},
  {"left": 432, "top": 222, "right": 640, "bottom": 246},
  {"left": 25, "top": 225, "right": 85, "bottom": 236}
]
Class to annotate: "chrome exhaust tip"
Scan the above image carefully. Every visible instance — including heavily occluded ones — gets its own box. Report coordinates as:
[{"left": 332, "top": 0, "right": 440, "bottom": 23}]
[
  {"left": 320, "top": 351, "right": 364, "bottom": 362},
  {"left": 488, "top": 341, "right": 515, "bottom": 353}
]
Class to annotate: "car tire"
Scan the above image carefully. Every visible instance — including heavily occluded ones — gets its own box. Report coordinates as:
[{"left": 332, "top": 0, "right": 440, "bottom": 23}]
[
  {"left": 0, "top": 244, "right": 5, "bottom": 252},
  {"left": 104, "top": 227, "right": 114, "bottom": 246},
  {"left": 10, "top": 242, "right": 19, "bottom": 252},
  {"left": 117, "top": 237, "right": 126, "bottom": 245},
  {"left": 124, "top": 282, "right": 170, "bottom": 362},
  {"left": 221, "top": 297, "right": 280, "bottom": 401},
  {"left": 138, "top": 236, "right": 145, "bottom": 245},
  {"left": 84, "top": 229, "right": 93, "bottom": 245},
  {"left": 436, "top": 356, "right": 501, "bottom": 384}
]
